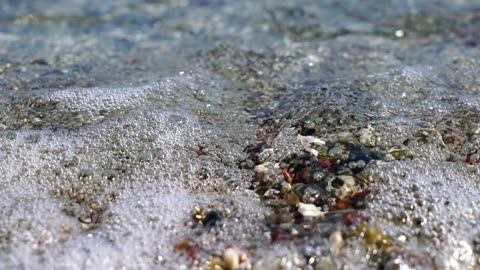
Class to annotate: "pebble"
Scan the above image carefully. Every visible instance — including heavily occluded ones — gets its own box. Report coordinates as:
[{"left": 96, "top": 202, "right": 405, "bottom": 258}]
[
  {"left": 223, "top": 248, "right": 240, "bottom": 270},
  {"left": 305, "top": 147, "right": 319, "bottom": 157},
  {"left": 358, "top": 129, "right": 375, "bottom": 147},
  {"left": 203, "top": 210, "right": 222, "bottom": 227},
  {"left": 5, "top": 130, "right": 17, "bottom": 140},
  {"left": 337, "top": 132, "right": 357, "bottom": 144},
  {"left": 281, "top": 182, "right": 292, "bottom": 193},
  {"left": 298, "top": 203, "right": 325, "bottom": 218},
  {"left": 329, "top": 231, "right": 343, "bottom": 255},
  {"left": 254, "top": 164, "right": 269, "bottom": 173},
  {"left": 297, "top": 134, "right": 326, "bottom": 146},
  {"left": 315, "top": 256, "right": 336, "bottom": 270},
  {"left": 337, "top": 175, "right": 356, "bottom": 187},
  {"left": 297, "top": 184, "right": 326, "bottom": 205},
  {"left": 328, "top": 147, "right": 343, "bottom": 158}
]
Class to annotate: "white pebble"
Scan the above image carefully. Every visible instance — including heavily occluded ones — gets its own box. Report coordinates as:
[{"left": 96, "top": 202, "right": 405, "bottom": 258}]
[
  {"left": 337, "top": 175, "right": 355, "bottom": 187},
  {"left": 329, "top": 231, "right": 343, "bottom": 255},
  {"left": 358, "top": 128, "right": 375, "bottom": 147},
  {"left": 298, "top": 203, "right": 325, "bottom": 218},
  {"left": 297, "top": 134, "right": 326, "bottom": 146},
  {"left": 254, "top": 164, "right": 268, "bottom": 173},
  {"left": 223, "top": 248, "right": 240, "bottom": 270},
  {"left": 305, "top": 147, "right": 319, "bottom": 157}
]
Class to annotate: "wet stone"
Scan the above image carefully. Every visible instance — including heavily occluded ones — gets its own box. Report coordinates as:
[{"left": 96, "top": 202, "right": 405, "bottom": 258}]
[
  {"left": 328, "top": 147, "right": 343, "bottom": 159},
  {"left": 5, "top": 131, "right": 16, "bottom": 140},
  {"left": 203, "top": 210, "right": 222, "bottom": 227},
  {"left": 294, "top": 184, "right": 327, "bottom": 206}
]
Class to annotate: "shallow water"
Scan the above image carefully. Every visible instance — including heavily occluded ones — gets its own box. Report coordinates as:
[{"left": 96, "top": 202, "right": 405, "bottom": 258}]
[{"left": 1, "top": 0, "right": 480, "bottom": 269}]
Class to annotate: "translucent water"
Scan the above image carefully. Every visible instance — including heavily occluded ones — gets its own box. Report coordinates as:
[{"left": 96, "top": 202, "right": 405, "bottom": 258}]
[{"left": 1, "top": 0, "right": 480, "bottom": 269}]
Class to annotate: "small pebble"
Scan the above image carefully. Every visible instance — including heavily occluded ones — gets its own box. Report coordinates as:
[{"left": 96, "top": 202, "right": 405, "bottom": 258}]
[
  {"left": 223, "top": 248, "right": 239, "bottom": 270},
  {"left": 337, "top": 175, "right": 355, "bottom": 187},
  {"left": 329, "top": 231, "right": 343, "bottom": 255},
  {"left": 5, "top": 130, "right": 16, "bottom": 140},
  {"left": 298, "top": 203, "right": 325, "bottom": 218},
  {"left": 359, "top": 129, "right": 375, "bottom": 147}
]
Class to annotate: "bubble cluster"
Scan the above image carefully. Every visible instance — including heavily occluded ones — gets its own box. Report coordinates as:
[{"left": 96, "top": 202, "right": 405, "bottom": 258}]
[{"left": 0, "top": 74, "right": 264, "bottom": 269}]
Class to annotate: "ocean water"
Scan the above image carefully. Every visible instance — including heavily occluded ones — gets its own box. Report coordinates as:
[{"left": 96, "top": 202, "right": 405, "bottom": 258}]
[{"left": 1, "top": 0, "right": 480, "bottom": 269}]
